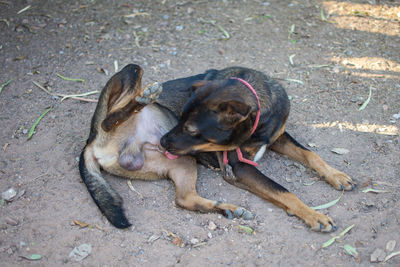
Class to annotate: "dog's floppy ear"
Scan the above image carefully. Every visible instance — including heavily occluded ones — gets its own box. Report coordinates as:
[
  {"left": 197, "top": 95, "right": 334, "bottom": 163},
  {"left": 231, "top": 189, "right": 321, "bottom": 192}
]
[
  {"left": 107, "top": 64, "right": 143, "bottom": 112},
  {"left": 189, "top": 80, "right": 209, "bottom": 92},
  {"left": 218, "top": 100, "right": 251, "bottom": 127},
  {"left": 101, "top": 64, "right": 143, "bottom": 132}
]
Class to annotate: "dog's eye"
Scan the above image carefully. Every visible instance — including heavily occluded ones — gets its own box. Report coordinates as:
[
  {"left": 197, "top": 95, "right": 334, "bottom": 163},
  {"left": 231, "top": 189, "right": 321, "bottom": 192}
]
[{"left": 184, "top": 124, "right": 199, "bottom": 136}]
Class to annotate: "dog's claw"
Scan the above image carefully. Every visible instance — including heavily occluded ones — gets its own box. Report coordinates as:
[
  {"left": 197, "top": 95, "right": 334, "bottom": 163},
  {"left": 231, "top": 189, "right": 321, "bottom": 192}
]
[
  {"left": 232, "top": 208, "right": 254, "bottom": 220},
  {"left": 287, "top": 211, "right": 294, "bottom": 217},
  {"left": 234, "top": 208, "right": 244, "bottom": 217},
  {"left": 324, "top": 170, "right": 356, "bottom": 191},
  {"left": 224, "top": 209, "right": 234, "bottom": 219}
]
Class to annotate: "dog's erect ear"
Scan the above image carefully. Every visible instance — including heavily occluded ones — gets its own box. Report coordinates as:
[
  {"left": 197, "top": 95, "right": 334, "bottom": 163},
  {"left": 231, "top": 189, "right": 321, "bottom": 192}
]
[{"left": 218, "top": 100, "right": 251, "bottom": 127}]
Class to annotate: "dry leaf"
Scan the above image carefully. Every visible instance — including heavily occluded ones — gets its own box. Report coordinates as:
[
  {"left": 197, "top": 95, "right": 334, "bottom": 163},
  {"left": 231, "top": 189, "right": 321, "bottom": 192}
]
[
  {"left": 331, "top": 148, "right": 349, "bottom": 155},
  {"left": 73, "top": 219, "right": 90, "bottom": 228}
]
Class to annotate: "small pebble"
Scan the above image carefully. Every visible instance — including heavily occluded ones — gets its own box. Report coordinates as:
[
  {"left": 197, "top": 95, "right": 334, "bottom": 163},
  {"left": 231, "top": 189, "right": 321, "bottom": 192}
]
[
  {"left": 207, "top": 232, "right": 213, "bottom": 239},
  {"left": 22, "top": 129, "right": 28, "bottom": 134},
  {"left": 370, "top": 248, "right": 386, "bottom": 262},
  {"left": 5, "top": 217, "right": 19, "bottom": 226},
  {"left": 2, "top": 188, "right": 17, "bottom": 201},
  {"left": 392, "top": 114, "right": 400, "bottom": 119},
  {"left": 190, "top": 238, "right": 199, "bottom": 245},
  {"left": 386, "top": 240, "right": 396, "bottom": 252},
  {"left": 208, "top": 221, "right": 217, "bottom": 231},
  {"left": 20, "top": 241, "right": 26, "bottom": 248}
]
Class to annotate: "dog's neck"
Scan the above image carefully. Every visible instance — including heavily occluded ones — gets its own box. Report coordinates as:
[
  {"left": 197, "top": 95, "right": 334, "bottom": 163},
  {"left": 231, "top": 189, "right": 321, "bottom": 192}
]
[{"left": 223, "top": 77, "right": 260, "bottom": 167}]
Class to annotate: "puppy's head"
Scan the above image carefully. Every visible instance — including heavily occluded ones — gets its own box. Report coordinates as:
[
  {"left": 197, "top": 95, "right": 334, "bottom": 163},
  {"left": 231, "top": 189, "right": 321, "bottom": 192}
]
[{"left": 161, "top": 79, "right": 257, "bottom": 155}]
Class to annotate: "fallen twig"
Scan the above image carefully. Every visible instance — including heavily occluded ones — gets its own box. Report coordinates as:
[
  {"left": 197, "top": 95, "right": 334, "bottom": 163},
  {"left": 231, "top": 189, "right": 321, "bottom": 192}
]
[
  {"left": 32, "top": 81, "right": 98, "bottom": 102},
  {"left": 17, "top": 5, "right": 31, "bottom": 14},
  {"left": 358, "top": 86, "right": 372, "bottom": 111},
  {"left": 127, "top": 180, "right": 144, "bottom": 200},
  {"left": 123, "top": 12, "right": 149, "bottom": 18}
]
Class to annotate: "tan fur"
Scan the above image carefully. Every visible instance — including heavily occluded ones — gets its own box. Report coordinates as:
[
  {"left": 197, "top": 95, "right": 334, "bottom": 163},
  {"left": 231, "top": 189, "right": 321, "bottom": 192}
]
[{"left": 270, "top": 134, "right": 354, "bottom": 190}]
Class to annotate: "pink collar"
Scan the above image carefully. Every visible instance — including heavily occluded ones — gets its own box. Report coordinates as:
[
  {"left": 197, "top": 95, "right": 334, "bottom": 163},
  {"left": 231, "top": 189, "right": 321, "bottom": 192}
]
[{"left": 223, "top": 77, "right": 261, "bottom": 167}]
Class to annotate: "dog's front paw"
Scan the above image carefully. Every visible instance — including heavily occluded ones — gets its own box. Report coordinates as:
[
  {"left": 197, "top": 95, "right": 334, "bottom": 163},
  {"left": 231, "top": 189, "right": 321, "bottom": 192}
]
[
  {"left": 323, "top": 169, "right": 356, "bottom": 191},
  {"left": 223, "top": 207, "right": 254, "bottom": 220},
  {"left": 136, "top": 82, "right": 162, "bottom": 104},
  {"left": 304, "top": 210, "right": 337, "bottom": 232}
]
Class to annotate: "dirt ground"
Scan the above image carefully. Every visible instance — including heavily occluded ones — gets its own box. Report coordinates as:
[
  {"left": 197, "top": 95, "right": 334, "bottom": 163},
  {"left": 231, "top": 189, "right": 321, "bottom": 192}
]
[{"left": 1, "top": 0, "right": 399, "bottom": 266}]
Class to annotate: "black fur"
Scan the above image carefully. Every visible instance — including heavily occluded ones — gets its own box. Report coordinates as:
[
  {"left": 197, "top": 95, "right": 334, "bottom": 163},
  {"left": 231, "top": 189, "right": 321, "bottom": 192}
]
[{"left": 79, "top": 150, "right": 131, "bottom": 229}]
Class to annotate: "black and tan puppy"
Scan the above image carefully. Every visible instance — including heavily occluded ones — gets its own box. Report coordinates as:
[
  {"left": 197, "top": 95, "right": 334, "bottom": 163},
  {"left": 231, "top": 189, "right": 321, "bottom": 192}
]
[
  {"left": 160, "top": 66, "right": 356, "bottom": 232},
  {"left": 79, "top": 64, "right": 252, "bottom": 229}
]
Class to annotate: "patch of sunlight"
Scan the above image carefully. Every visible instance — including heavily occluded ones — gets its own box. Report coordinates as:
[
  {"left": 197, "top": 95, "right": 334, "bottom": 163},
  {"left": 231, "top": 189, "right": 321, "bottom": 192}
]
[
  {"left": 332, "top": 56, "right": 400, "bottom": 72},
  {"left": 312, "top": 121, "right": 399, "bottom": 136},
  {"left": 347, "top": 72, "right": 399, "bottom": 79},
  {"left": 322, "top": 1, "right": 400, "bottom": 36}
]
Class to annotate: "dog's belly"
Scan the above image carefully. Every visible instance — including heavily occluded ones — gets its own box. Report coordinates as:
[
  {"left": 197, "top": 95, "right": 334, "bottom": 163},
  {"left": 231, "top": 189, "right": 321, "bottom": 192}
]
[{"left": 94, "top": 104, "right": 178, "bottom": 180}]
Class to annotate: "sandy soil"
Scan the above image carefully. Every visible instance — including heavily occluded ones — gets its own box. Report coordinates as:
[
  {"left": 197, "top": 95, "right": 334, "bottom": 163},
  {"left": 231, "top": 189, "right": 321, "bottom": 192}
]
[{"left": 0, "top": 0, "right": 399, "bottom": 266}]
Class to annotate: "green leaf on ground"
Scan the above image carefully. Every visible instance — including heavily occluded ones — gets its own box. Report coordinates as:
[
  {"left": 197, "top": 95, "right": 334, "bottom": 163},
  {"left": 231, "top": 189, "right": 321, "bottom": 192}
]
[
  {"left": 216, "top": 24, "right": 230, "bottom": 40},
  {"left": 322, "top": 224, "right": 355, "bottom": 248},
  {"left": 362, "top": 188, "right": 390, "bottom": 193},
  {"left": 358, "top": 87, "right": 372, "bottom": 111},
  {"left": 238, "top": 225, "right": 254, "bottom": 235},
  {"left": 56, "top": 73, "right": 85, "bottom": 82},
  {"left": 27, "top": 107, "right": 52, "bottom": 140},
  {"left": 311, "top": 190, "right": 343, "bottom": 210},
  {"left": 343, "top": 244, "right": 359, "bottom": 257},
  {"left": 0, "top": 79, "right": 12, "bottom": 95}
]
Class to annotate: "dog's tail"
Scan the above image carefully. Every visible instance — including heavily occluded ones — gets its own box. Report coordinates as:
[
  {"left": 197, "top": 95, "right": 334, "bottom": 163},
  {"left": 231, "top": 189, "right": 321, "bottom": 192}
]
[{"left": 79, "top": 147, "right": 131, "bottom": 229}]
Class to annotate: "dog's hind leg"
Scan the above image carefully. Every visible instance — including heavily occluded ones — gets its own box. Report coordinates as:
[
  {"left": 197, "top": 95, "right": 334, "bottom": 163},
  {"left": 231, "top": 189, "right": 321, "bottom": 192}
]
[
  {"left": 270, "top": 132, "right": 356, "bottom": 191},
  {"left": 167, "top": 156, "right": 253, "bottom": 220}
]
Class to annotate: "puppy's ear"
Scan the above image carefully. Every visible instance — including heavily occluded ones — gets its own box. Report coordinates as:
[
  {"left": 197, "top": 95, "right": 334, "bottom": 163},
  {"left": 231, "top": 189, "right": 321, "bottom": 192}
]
[
  {"left": 101, "top": 64, "right": 143, "bottom": 132},
  {"left": 107, "top": 64, "right": 143, "bottom": 112},
  {"left": 218, "top": 100, "right": 251, "bottom": 128},
  {"left": 189, "top": 80, "right": 209, "bottom": 92}
]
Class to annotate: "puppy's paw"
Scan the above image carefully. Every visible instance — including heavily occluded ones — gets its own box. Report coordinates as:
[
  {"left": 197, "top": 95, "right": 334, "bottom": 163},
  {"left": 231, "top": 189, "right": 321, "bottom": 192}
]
[
  {"left": 233, "top": 208, "right": 254, "bottom": 220},
  {"left": 305, "top": 211, "right": 337, "bottom": 233},
  {"left": 135, "top": 82, "right": 162, "bottom": 104},
  {"left": 223, "top": 207, "right": 254, "bottom": 220},
  {"left": 324, "top": 169, "right": 356, "bottom": 191}
]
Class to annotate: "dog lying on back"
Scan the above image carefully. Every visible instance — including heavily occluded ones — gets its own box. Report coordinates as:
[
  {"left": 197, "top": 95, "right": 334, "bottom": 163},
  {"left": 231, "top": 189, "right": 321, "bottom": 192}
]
[
  {"left": 79, "top": 64, "right": 253, "bottom": 228},
  {"left": 80, "top": 64, "right": 355, "bottom": 231}
]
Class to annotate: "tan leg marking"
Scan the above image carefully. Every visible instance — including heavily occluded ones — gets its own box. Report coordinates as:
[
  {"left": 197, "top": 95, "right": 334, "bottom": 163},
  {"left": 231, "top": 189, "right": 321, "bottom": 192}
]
[
  {"left": 270, "top": 133, "right": 355, "bottom": 190},
  {"left": 229, "top": 161, "right": 336, "bottom": 232},
  {"left": 167, "top": 156, "right": 253, "bottom": 219}
]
